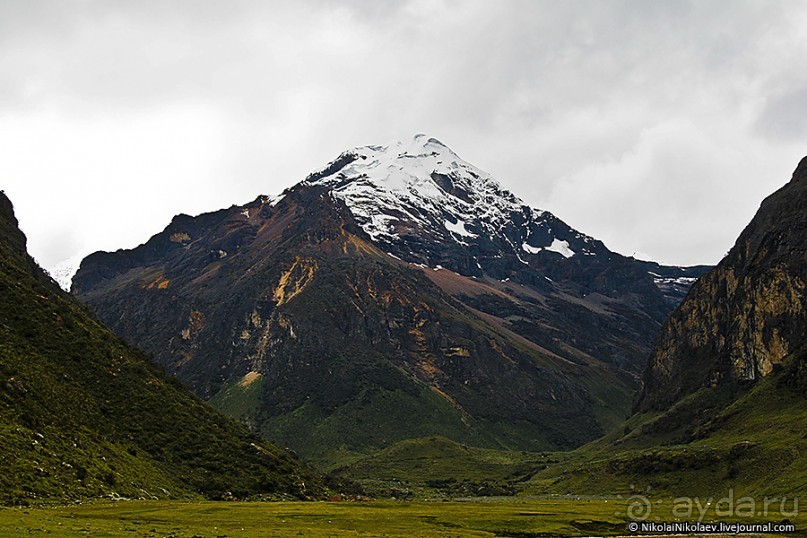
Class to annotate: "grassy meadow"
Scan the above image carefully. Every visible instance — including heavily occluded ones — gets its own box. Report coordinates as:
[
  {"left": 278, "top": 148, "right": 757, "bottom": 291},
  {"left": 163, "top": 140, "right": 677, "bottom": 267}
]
[{"left": 1, "top": 497, "right": 804, "bottom": 537}]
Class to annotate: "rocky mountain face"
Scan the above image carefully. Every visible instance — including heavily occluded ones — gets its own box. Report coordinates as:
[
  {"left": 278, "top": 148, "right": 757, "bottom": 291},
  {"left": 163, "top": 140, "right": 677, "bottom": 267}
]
[
  {"left": 637, "top": 157, "right": 807, "bottom": 411},
  {"left": 529, "top": 158, "right": 807, "bottom": 498},
  {"left": 0, "top": 191, "right": 325, "bottom": 503},
  {"left": 72, "top": 135, "right": 706, "bottom": 464}
]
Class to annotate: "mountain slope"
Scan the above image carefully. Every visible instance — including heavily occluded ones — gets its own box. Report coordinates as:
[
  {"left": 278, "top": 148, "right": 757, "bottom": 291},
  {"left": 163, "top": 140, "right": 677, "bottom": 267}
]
[
  {"left": 72, "top": 135, "right": 705, "bottom": 465},
  {"left": 637, "top": 156, "right": 807, "bottom": 411},
  {"left": 0, "top": 191, "right": 325, "bottom": 503},
  {"left": 527, "top": 157, "right": 807, "bottom": 497},
  {"left": 74, "top": 184, "right": 625, "bottom": 463},
  {"left": 527, "top": 347, "right": 807, "bottom": 497},
  {"left": 305, "top": 135, "right": 707, "bottom": 373}
]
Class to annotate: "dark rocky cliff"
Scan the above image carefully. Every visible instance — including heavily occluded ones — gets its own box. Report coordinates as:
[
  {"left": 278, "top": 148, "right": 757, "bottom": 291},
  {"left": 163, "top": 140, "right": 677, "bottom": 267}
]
[{"left": 637, "top": 157, "right": 807, "bottom": 411}]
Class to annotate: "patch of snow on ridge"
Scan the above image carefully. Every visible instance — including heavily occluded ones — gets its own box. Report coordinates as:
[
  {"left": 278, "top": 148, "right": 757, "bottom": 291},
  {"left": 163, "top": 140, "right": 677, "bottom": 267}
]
[
  {"left": 521, "top": 239, "right": 575, "bottom": 258},
  {"left": 49, "top": 253, "right": 86, "bottom": 291},
  {"left": 654, "top": 276, "right": 698, "bottom": 286},
  {"left": 546, "top": 239, "right": 575, "bottom": 258},
  {"left": 522, "top": 242, "right": 542, "bottom": 254},
  {"left": 444, "top": 218, "right": 476, "bottom": 238}
]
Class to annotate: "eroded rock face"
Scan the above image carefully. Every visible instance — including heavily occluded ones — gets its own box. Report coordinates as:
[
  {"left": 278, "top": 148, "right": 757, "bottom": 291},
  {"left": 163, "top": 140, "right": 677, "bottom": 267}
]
[{"left": 637, "top": 157, "right": 807, "bottom": 411}]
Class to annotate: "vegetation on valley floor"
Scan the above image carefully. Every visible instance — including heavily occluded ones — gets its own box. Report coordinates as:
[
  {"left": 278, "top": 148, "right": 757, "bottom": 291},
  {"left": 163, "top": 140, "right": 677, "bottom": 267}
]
[{"left": 2, "top": 497, "right": 804, "bottom": 537}]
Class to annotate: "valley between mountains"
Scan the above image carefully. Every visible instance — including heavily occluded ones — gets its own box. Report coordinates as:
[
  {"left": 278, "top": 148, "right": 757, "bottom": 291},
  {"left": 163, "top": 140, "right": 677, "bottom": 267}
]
[{"left": 2, "top": 137, "right": 806, "bottom": 535}]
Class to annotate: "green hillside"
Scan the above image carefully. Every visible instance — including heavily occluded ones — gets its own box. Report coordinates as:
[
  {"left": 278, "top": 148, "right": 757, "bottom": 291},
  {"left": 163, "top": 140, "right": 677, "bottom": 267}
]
[
  {"left": 332, "top": 435, "right": 550, "bottom": 498},
  {"left": 526, "top": 347, "right": 807, "bottom": 498},
  {"left": 0, "top": 192, "right": 326, "bottom": 504}
]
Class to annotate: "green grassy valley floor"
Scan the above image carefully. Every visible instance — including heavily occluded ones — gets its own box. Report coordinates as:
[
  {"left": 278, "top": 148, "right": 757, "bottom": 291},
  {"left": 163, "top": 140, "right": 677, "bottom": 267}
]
[
  {"left": 2, "top": 497, "right": 804, "bottom": 537},
  {"left": 329, "top": 436, "right": 552, "bottom": 498}
]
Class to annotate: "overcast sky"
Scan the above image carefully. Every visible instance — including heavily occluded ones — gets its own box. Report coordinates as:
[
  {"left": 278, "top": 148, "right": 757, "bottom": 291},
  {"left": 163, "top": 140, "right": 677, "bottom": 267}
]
[{"left": 2, "top": 0, "right": 806, "bottom": 274}]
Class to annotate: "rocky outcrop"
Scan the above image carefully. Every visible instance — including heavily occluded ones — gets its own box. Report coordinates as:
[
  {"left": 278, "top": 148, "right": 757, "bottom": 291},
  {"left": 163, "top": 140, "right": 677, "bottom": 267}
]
[{"left": 637, "top": 157, "right": 807, "bottom": 411}]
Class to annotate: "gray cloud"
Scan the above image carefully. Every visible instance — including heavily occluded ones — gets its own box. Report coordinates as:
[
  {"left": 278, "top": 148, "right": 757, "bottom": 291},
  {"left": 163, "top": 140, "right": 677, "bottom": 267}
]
[
  {"left": 755, "top": 84, "right": 807, "bottom": 141},
  {"left": 1, "top": 0, "right": 806, "bottom": 270}
]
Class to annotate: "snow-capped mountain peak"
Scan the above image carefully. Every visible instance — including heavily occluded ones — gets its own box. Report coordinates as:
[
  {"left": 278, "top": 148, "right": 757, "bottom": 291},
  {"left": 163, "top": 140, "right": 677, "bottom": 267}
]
[
  {"left": 304, "top": 134, "right": 600, "bottom": 276},
  {"left": 306, "top": 133, "right": 519, "bottom": 216},
  {"left": 306, "top": 135, "right": 530, "bottom": 236}
]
